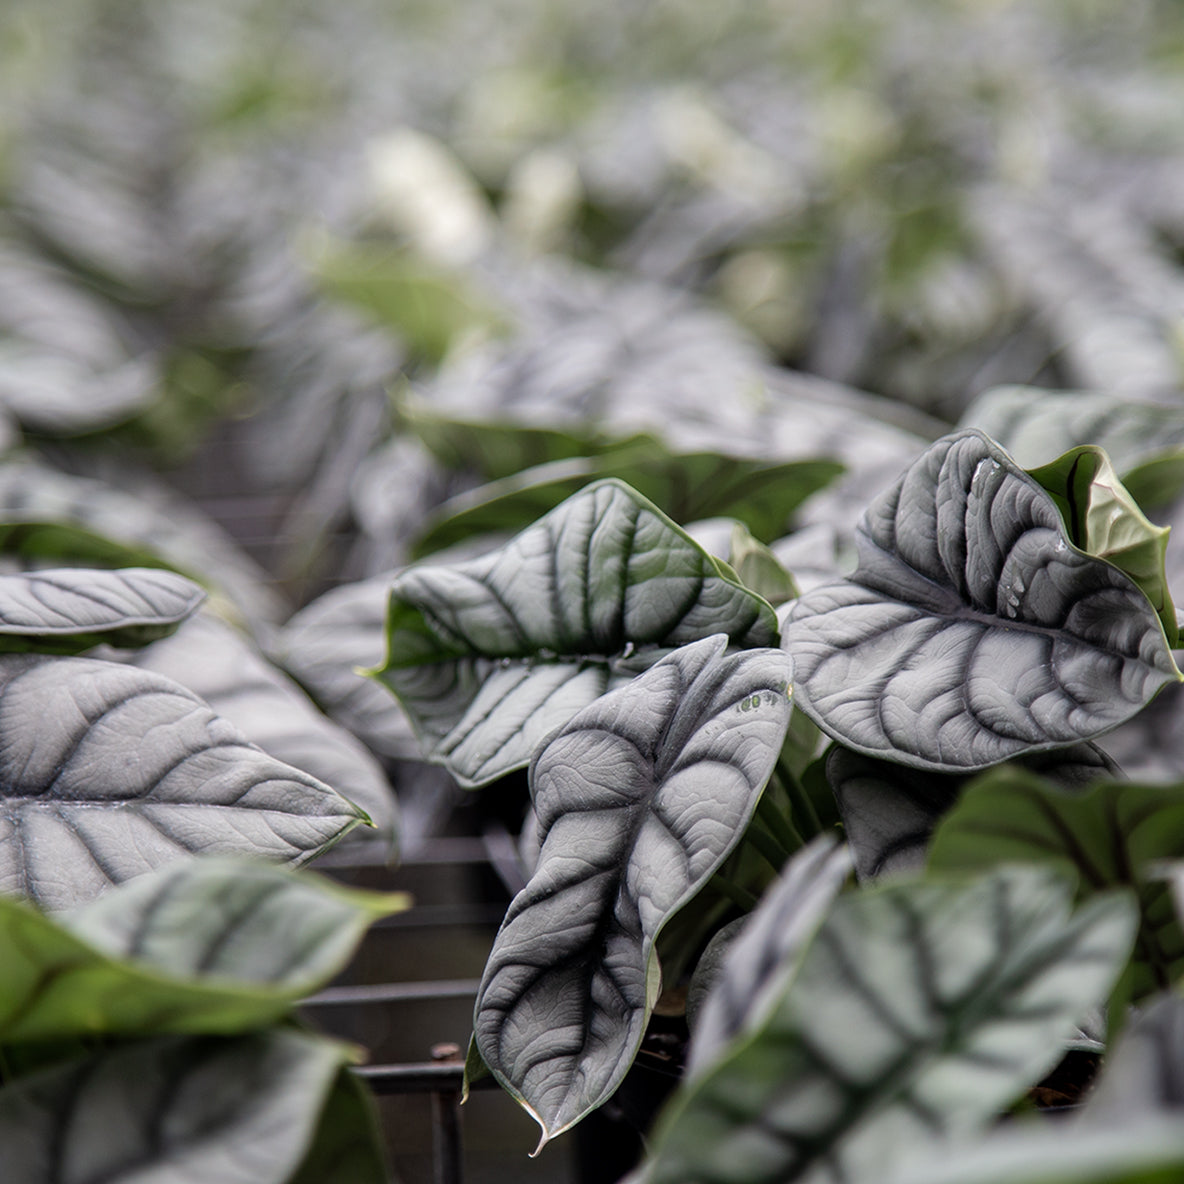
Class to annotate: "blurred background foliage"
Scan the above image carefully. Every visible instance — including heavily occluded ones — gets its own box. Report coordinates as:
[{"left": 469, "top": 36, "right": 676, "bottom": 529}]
[{"left": 3, "top": 0, "right": 1184, "bottom": 596}]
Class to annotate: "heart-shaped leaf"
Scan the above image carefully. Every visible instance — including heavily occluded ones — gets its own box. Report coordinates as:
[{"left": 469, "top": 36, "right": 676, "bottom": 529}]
[
  {"left": 0, "top": 655, "right": 369, "bottom": 909},
  {"left": 830, "top": 742, "right": 1118, "bottom": 883},
  {"left": 472, "top": 635, "right": 793, "bottom": 1147},
  {"left": 0, "top": 858, "right": 405, "bottom": 1042},
  {"left": 637, "top": 867, "right": 1136, "bottom": 1184},
  {"left": 126, "top": 611, "right": 399, "bottom": 836},
  {"left": 1028, "top": 446, "right": 1177, "bottom": 644},
  {"left": 0, "top": 1029, "right": 358, "bottom": 1184},
  {"left": 375, "top": 479, "right": 779, "bottom": 787},
  {"left": 0, "top": 567, "right": 204, "bottom": 653},
  {"left": 686, "top": 835, "right": 852, "bottom": 1076},
  {"left": 781, "top": 430, "right": 1181, "bottom": 772},
  {"left": 928, "top": 768, "right": 1184, "bottom": 1000}
]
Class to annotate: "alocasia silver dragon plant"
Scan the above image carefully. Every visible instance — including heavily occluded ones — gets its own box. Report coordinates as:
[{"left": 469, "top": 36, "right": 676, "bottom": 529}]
[{"left": 370, "top": 424, "right": 1184, "bottom": 1180}]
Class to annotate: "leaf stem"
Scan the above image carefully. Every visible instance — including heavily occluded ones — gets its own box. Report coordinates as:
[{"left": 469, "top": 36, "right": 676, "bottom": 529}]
[
  {"left": 745, "top": 809, "right": 797, "bottom": 872},
  {"left": 755, "top": 786, "right": 805, "bottom": 855}
]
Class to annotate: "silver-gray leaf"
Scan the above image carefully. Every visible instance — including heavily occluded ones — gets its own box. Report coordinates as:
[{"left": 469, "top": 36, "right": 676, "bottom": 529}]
[
  {"left": 472, "top": 635, "right": 793, "bottom": 1147},
  {"left": 0, "top": 655, "right": 368, "bottom": 909},
  {"left": 0, "top": 567, "right": 204, "bottom": 652},
  {"left": 783, "top": 430, "right": 1180, "bottom": 772}
]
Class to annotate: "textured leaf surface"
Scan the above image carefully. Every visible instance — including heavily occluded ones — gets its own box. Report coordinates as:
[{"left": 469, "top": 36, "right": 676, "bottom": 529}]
[
  {"left": 929, "top": 769, "right": 1184, "bottom": 999},
  {"left": 0, "top": 566, "right": 204, "bottom": 653},
  {"left": 782, "top": 430, "right": 1180, "bottom": 772},
  {"left": 472, "top": 636, "right": 793, "bottom": 1146},
  {"left": 0, "top": 655, "right": 368, "bottom": 909},
  {"left": 377, "top": 479, "right": 779, "bottom": 787},
  {"left": 686, "top": 835, "right": 851, "bottom": 1076},
  {"left": 0, "top": 859, "right": 403, "bottom": 1042},
  {"left": 0, "top": 1030, "right": 354, "bottom": 1184},
  {"left": 1028, "top": 446, "right": 1177, "bottom": 644},
  {"left": 126, "top": 611, "right": 399, "bottom": 835},
  {"left": 639, "top": 868, "right": 1136, "bottom": 1184},
  {"left": 830, "top": 742, "right": 1118, "bottom": 882}
]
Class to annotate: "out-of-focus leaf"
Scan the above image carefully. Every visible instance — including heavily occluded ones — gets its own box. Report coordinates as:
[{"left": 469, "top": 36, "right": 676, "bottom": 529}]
[
  {"left": 0, "top": 567, "right": 204, "bottom": 653},
  {"left": 375, "top": 479, "right": 779, "bottom": 787},
  {"left": 0, "top": 859, "right": 404, "bottom": 1042},
  {"left": 289, "top": 1068, "right": 392, "bottom": 1184},
  {"left": 0, "top": 1030, "right": 358, "bottom": 1184},
  {"left": 637, "top": 868, "right": 1136, "bottom": 1184},
  {"left": 958, "top": 386, "right": 1184, "bottom": 482},
  {"left": 472, "top": 636, "right": 793, "bottom": 1148},
  {"left": 278, "top": 573, "right": 421, "bottom": 762},
  {"left": 929, "top": 768, "right": 1184, "bottom": 1000},
  {"left": 782, "top": 430, "right": 1181, "bottom": 772},
  {"left": 0, "top": 456, "right": 285, "bottom": 628},
  {"left": 0, "top": 655, "right": 368, "bottom": 909},
  {"left": 410, "top": 436, "right": 842, "bottom": 557},
  {"left": 686, "top": 835, "right": 851, "bottom": 1076},
  {"left": 126, "top": 611, "right": 399, "bottom": 837},
  {"left": 1028, "top": 445, "right": 1177, "bottom": 645},
  {"left": 313, "top": 239, "right": 507, "bottom": 364}
]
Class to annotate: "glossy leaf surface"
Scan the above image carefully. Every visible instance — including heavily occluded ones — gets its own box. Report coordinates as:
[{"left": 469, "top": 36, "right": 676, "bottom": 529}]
[
  {"left": 472, "top": 635, "right": 793, "bottom": 1147},
  {"left": 639, "top": 868, "right": 1135, "bottom": 1184},
  {"left": 929, "top": 768, "right": 1184, "bottom": 999},
  {"left": 0, "top": 1029, "right": 354, "bottom": 1184},
  {"left": 376, "top": 479, "right": 779, "bottom": 786},
  {"left": 0, "top": 655, "right": 368, "bottom": 909},
  {"left": 0, "top": 566, "right": 204, "bottom": 653},
  {"left": 0, "top": 858, "right": 403, "bottom": 1041},
  {"left": 782, "top": 430, "right": 1180, "bottom": 772}
]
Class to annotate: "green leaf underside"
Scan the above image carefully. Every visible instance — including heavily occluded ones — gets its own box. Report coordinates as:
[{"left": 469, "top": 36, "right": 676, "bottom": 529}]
[
  {"left": 686, "top": 835, "right": 852, "bottom": 1077},
  {"left": 472, "top": 636, "right": 793, "bottom": 1147},
  {"left": 1027, "top": 446, "right": 1177, "bottom": 646},
  {"left": 0, "top": 655, "right": 368, "bottom": 910},
  {"left": 0, "top": 1030, "right": 353, "bottom": 1184},
  {"left": 0, "top": 567, "right": 204, "bottom": 653},
  {"left": 639, "top": 868, "right": 1136, "bottom": 1184},
  {"left": 401, "top": 396, "right": 616, "bottom": 480},
  {"left": 376, "top": 479, "right": 779, "bottom": 787},
  {"left": 288, "top": 1068, "right": 391, "bottom": 1184},
  {"left": 411, "top": 439, "right": 842, "bottom": 557},
  {"left": 729, "top": 521, "right": 799, "bottom": 608},
  {"left": 782, "top": 430, "right": 1180, "bottom": 773},
  {"left": 929, "top": 768, "right": 1184, "bottom": 1000},
  {"left": 829, "top": 742, "right": 1118, "bottom": 883},
  {"left": 0, "top": 858, "right": 403, "bottom": 1042}
]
